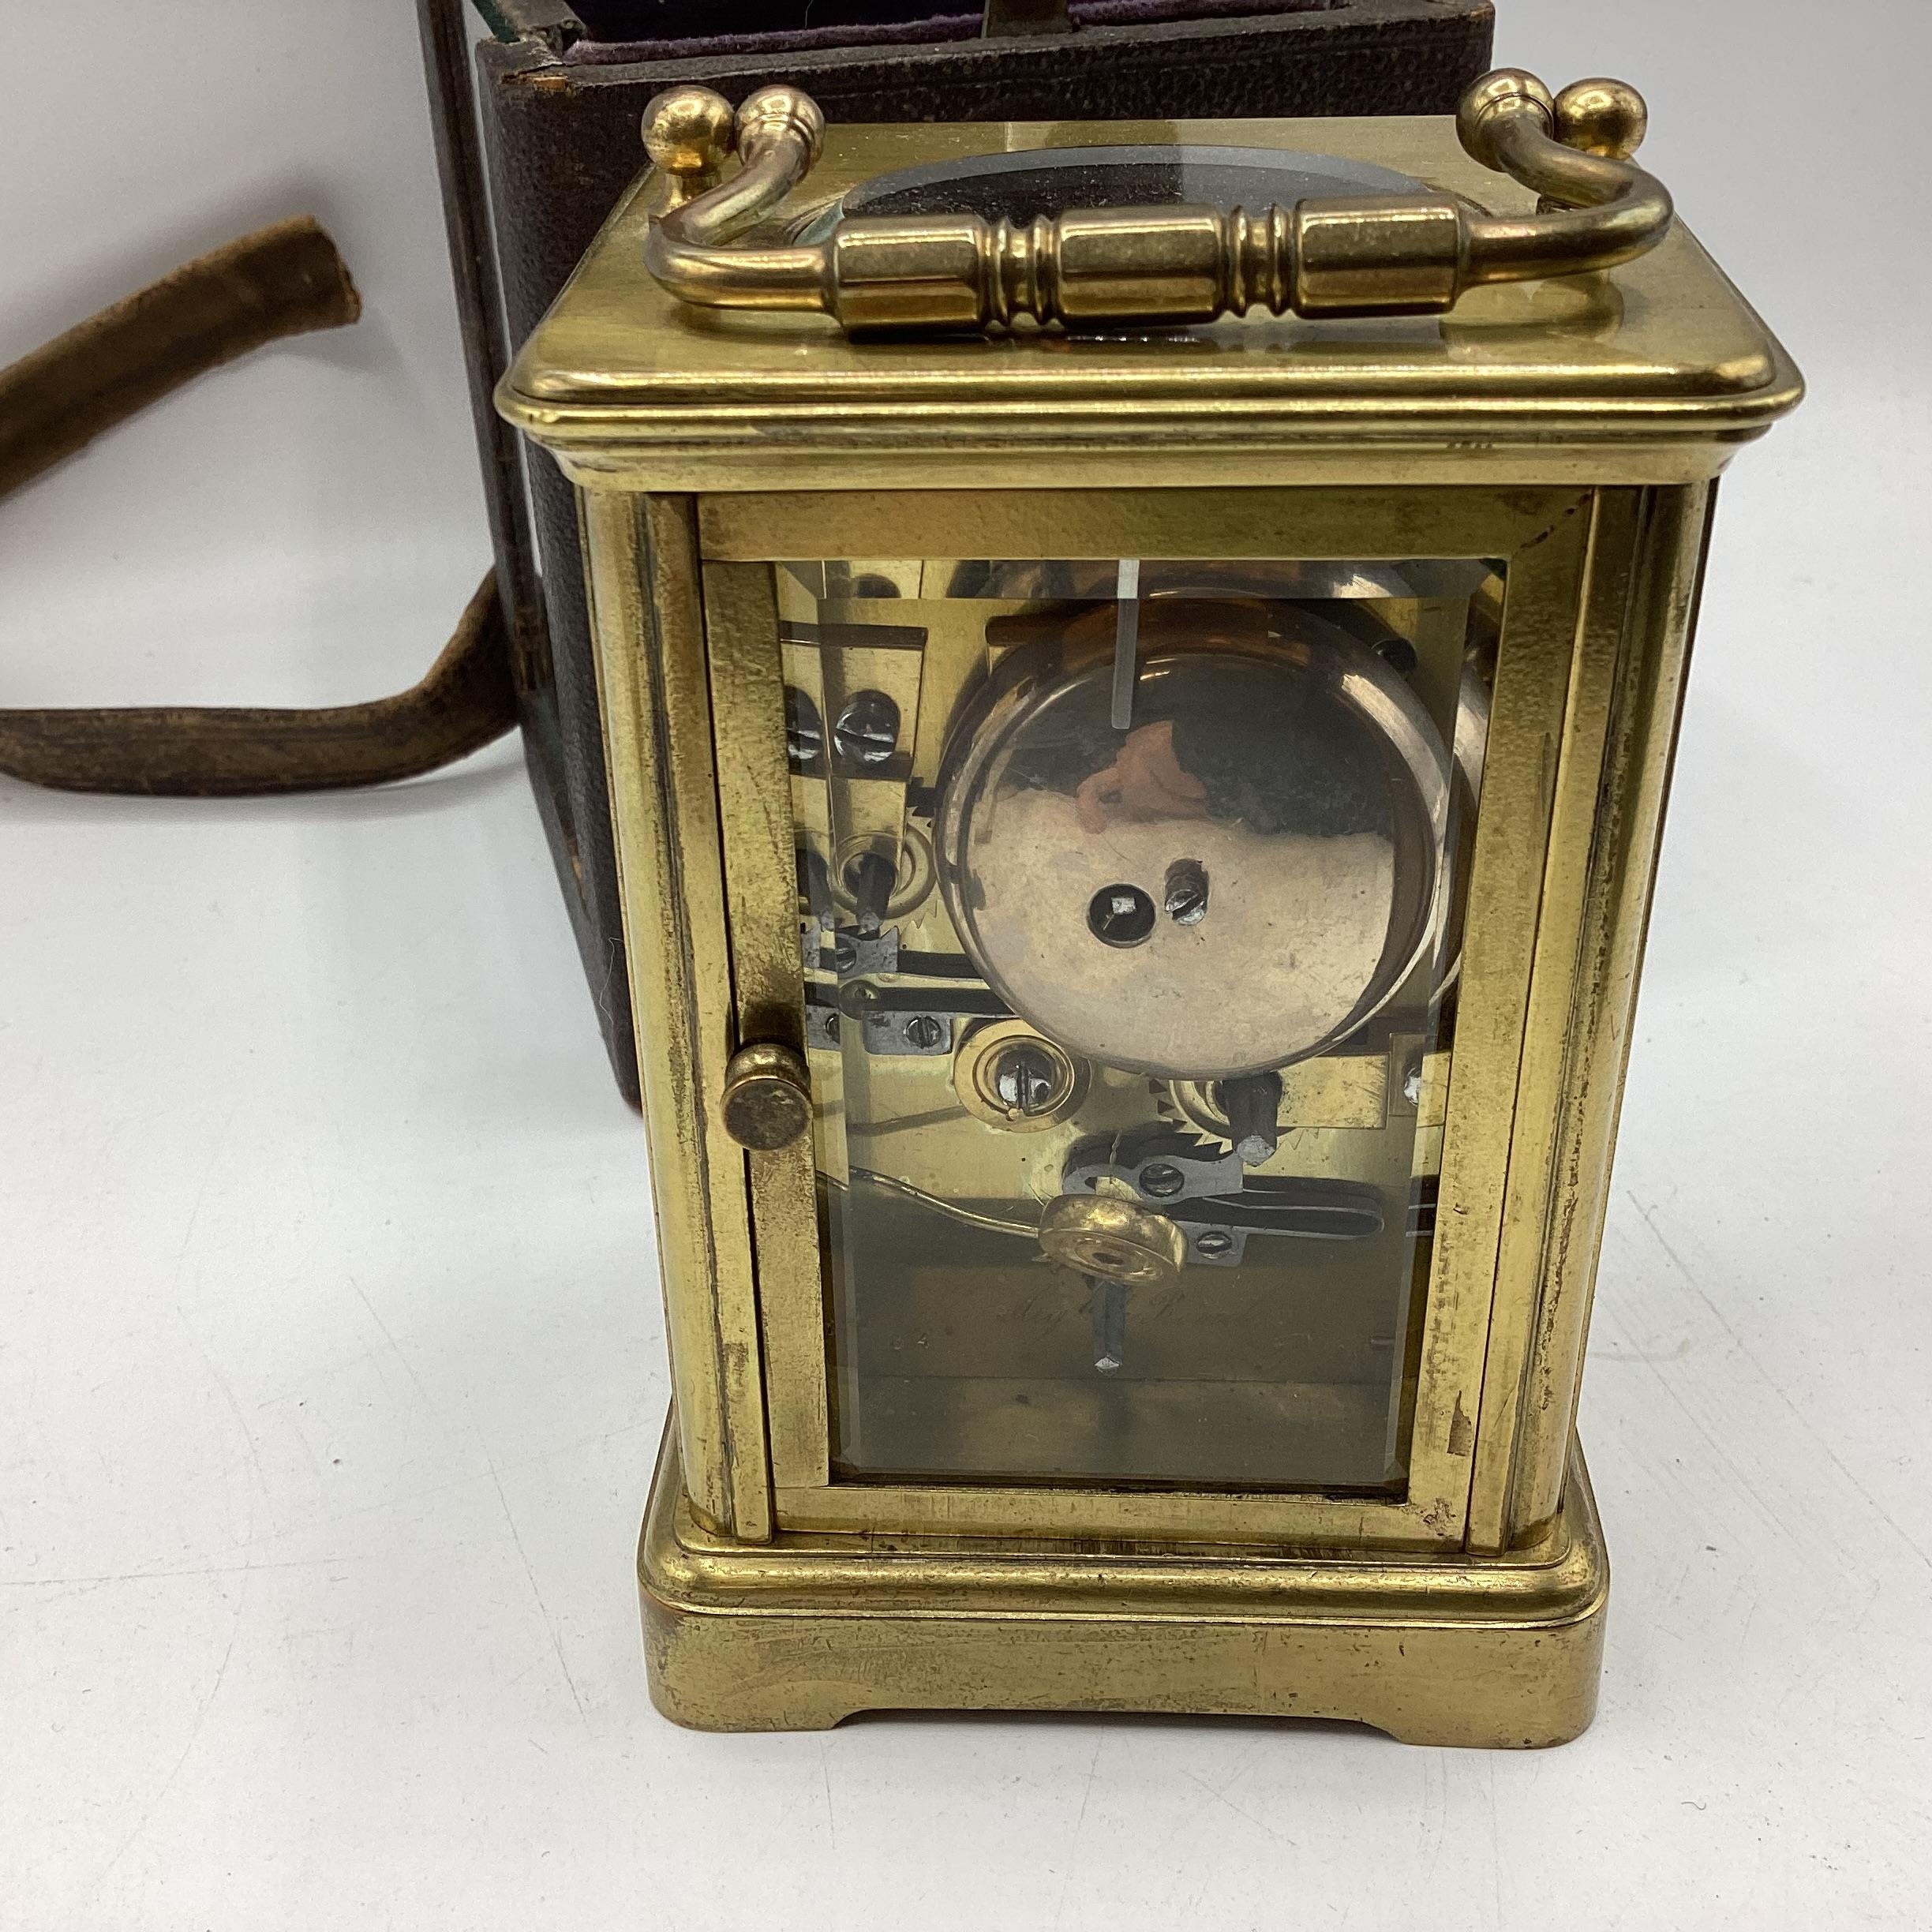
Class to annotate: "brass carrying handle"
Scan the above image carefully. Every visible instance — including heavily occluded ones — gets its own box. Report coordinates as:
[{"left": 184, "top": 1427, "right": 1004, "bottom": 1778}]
[{"left": 638, "top": 70, "right": 1668, "bottom": 335}]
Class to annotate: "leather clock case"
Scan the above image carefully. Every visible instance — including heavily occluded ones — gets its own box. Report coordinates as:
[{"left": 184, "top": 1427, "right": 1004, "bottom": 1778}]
[{"left": 419, "top": 0, "right": 1497, "bottom": 1103}]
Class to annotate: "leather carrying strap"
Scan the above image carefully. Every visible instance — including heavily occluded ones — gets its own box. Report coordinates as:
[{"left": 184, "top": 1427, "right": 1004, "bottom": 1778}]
[{"left": 0, "top": 217, "right": 516, "bottom": 796}]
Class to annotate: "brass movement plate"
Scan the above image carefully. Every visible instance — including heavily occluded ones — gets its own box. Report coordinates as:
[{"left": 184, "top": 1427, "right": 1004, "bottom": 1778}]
[{"left": 639, "top": 1428, "right": 1610, "bottom": 1745}]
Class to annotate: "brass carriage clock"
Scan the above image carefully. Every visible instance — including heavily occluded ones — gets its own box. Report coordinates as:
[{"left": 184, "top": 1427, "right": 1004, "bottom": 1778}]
[{"left": 500, "top": 69, "right": 1799, "bottom": 1745}]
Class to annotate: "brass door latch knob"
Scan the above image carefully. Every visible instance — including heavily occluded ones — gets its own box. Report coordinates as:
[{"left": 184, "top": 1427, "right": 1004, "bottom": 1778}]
[{"left": 718, "top": 1042, "right": 812, "bottom": 1151}]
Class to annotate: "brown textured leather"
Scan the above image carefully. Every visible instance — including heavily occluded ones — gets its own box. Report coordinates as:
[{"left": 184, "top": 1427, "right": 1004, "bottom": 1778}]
[
  {"left": 455, "top": 0, "right": 1495, "bottom": 1103},
  {"left": 0, "top": 217, "right": 519, "bottom": 800},
  {"left": 0, "top": 217, "right": 360, "bottom": 503},
  {"left": 419, "top": 0, "right": 641, "bottom": 1102},
  {"left": 0, "top": 573, "right": 515, "bottom": 797}
]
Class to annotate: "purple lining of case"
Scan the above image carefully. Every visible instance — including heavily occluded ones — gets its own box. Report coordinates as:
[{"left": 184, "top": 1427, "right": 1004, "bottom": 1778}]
[{"left": 566, "top": 1, "right": 1331, "bottom": 67}]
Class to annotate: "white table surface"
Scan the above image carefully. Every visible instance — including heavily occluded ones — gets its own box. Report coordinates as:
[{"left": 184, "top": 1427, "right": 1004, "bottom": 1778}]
[{"left": 4, "top": 2, "right": 1927, "bottom": 1926}]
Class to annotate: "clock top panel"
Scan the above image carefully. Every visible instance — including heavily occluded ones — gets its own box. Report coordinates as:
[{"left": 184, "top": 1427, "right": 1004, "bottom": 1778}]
[{"left": 500, "top": 112, "right": 1802, "bottom": 490}]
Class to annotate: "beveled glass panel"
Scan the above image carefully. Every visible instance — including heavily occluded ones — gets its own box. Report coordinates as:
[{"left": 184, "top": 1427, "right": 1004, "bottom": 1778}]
[{"left": 780, "top": 556, "right": 1500, "bottom": 1492}]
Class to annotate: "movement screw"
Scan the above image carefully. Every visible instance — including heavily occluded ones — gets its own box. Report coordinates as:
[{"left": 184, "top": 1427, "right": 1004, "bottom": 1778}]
[
  {"left": 832, "top": 690, "right": 900, "bottom": 769},
  {"left": 992, "top": 1043, "right": 1060, "bottom": 1115}
]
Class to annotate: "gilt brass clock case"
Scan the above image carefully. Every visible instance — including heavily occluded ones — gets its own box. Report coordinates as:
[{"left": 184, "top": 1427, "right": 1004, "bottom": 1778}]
[{"left": 499, "top": 72, "right": 1802, "bottom": 1745}]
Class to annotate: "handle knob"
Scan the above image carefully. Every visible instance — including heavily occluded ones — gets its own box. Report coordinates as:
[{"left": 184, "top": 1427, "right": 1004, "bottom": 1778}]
[
  {"left": 719, "top": 1042, "right": 813, "bottom": 1151},
  {"left": 1552, "top": 77, "right": 1649, "bottom": 161}
]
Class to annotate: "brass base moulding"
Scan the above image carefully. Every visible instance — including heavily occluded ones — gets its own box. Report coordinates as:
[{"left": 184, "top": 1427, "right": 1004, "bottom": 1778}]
[{"left": 638, "top": 1429, "right": 1610, "bottom": 1747}]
